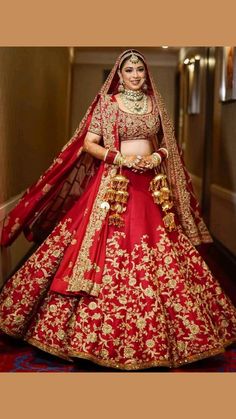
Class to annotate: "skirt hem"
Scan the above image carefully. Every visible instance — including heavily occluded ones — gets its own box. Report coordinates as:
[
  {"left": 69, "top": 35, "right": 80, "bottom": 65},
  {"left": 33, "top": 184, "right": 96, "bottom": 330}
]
[{"left": 1, "top": 325, "right": 235, "bottom": 371}]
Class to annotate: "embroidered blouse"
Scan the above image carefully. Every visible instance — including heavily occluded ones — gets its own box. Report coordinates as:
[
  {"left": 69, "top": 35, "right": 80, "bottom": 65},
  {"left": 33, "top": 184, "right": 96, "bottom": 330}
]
[{"left": 88, "top": 95, "right": 161, "bottom": 142}]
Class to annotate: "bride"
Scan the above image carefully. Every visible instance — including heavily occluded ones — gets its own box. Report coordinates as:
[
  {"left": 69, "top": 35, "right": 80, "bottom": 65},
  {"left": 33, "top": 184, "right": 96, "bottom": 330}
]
[{"left": 0, "top": 49, "right": 236, "bottom": 370}]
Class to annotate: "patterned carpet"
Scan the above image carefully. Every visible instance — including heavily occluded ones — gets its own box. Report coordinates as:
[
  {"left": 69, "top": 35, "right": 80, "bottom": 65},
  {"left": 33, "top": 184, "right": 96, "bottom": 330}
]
[{"left": 0, "top": 243, "right": 236, "bottom": 372}]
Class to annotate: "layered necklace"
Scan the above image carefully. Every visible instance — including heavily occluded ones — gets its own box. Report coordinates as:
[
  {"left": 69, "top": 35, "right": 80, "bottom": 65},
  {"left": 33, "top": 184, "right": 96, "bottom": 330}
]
[{"left": 120, "top": 89, "right": 148, "bottom": 114}]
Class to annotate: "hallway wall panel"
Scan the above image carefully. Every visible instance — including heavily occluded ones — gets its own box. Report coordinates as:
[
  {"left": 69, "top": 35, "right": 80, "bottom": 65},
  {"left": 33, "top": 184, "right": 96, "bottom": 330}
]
[{"left": 0, "top": 47, "right": 71, "bottom": 204}]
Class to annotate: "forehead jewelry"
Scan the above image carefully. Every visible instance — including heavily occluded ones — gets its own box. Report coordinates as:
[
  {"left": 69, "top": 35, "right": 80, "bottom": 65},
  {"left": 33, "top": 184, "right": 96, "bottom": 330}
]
[
  {"left": 129, "top": 53, "right": 140, "bottom": 64},
  {"left": 119, "top": 50, "right": 145, "bottom": 69}
]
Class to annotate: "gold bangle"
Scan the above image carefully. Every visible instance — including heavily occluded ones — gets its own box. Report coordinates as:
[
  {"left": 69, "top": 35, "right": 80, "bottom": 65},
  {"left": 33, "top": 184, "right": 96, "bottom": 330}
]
[
  {"left": 152, "top": 152, "right": 162, "bottom": 166},
  {"left": 114, "top": 152, "right": 125, "bottom": 166}
]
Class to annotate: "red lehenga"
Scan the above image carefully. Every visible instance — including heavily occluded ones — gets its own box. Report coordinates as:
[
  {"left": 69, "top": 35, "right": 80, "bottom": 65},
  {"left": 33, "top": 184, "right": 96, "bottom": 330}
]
[{"left": 0, "top": 50, "right": 236, "bottom": 370}]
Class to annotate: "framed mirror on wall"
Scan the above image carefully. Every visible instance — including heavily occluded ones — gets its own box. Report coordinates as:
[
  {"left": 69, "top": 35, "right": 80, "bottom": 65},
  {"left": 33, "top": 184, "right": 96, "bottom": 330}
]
[{"left": 220, "top": 46, "right": 236, "bottom": 102}]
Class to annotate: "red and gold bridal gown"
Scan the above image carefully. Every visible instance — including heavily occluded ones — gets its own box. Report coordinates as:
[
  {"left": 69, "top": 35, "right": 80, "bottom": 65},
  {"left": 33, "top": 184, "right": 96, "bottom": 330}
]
[{"left": 0, "top": 95, "right": 236, "bottom": 371}]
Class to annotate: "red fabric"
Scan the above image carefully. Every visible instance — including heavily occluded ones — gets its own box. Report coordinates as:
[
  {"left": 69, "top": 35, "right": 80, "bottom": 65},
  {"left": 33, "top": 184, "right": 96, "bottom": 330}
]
[
  {"left": 49, "top": 162, "right": 109, "bottom": 295},
  {"left": 0, "top": 168, "right": 236, "bottom": 370}
]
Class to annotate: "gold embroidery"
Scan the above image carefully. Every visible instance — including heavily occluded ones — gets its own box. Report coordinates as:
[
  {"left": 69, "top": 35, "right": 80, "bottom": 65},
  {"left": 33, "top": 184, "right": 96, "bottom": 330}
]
[
  {"left": 0, "top": 218, "right": 73, "bottom": 336},
  {"left": 42, "top": 184, "right": 52, "bottom": 194},
  {"left": 88, "top": 100, "right": 103, "bottom": 135},
  {"left": 1, "top": 224, "right": 236, "bottom": 370},
  {"left": 118, "top": 100, "right": 160, "bottom": 141},
  {"left": 67, "top": 165, "right": 118, "bottom": 294},
  {"left": 151, "top": 87, "right": 212, "bottom": 245},
  {"left": 101, "top": 95, "right": 119, "bottom": 150}
]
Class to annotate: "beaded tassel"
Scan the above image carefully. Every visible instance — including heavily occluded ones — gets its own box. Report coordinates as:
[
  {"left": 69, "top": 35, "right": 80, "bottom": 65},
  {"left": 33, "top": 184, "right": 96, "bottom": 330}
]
[
  {"left": 149, "top": 172, "right": 176, "bottom": 232},
  {"left": 104, "top": 170, "right": 129, "bottom": 227}
]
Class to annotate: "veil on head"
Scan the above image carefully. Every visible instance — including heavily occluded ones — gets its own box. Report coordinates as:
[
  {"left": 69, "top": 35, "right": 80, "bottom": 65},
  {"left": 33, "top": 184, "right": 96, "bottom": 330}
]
[{"left": 99, "top": 49, "right": 153, "bottom": 96}]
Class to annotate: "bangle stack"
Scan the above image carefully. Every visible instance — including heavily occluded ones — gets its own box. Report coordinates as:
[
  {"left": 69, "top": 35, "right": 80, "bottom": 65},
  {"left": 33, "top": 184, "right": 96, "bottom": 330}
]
[
  {"left": 157, "top": 147, "right": 168, "bottom": 160},
  {"left": 104, "top": 150, "right": 119, "bottom": 164},
  {"left": 104, "top": 149, "right": 125, "bottom": 166}
]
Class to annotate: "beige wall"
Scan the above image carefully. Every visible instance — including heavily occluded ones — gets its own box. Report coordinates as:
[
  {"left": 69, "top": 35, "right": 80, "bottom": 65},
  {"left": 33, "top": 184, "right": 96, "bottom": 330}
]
[
  {"left": 70, "top": 63, "right": 110, "bottom": 132},
  {"left": 0, "top": 47, "right": 71, "bottom": 204}
]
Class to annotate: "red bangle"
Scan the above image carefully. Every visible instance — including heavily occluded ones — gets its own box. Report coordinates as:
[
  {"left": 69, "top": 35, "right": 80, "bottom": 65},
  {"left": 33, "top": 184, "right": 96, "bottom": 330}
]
[
  {"left": 157, "top": 147, "right": 168, "bottom": 160},
  {"left": 104, "top": 150, "right": 118, "bottom": 164}
]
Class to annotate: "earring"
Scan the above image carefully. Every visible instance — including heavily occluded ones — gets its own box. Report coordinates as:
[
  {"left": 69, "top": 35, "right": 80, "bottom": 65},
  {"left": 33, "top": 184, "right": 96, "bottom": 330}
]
[
  {"left": 142, "top": 81, "right": 148, "bottom": 92},
  {"left": 118, "top": 79, "right": 125, "bottom": 93}
]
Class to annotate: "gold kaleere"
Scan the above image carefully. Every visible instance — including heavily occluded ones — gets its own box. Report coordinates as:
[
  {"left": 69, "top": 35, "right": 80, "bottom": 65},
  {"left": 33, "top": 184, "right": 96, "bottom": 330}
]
[
  {"left": 104, "top": 170, "right": 129, "bottom": 227},
  {"left": 149, "top": 172, "right": 177, "bottom": 232}
]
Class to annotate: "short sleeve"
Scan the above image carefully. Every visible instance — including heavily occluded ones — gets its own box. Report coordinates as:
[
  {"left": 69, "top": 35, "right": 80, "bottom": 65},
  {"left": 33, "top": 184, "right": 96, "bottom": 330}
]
[{"left": 88, "top": 100, "right": 102, "bottom": 136}]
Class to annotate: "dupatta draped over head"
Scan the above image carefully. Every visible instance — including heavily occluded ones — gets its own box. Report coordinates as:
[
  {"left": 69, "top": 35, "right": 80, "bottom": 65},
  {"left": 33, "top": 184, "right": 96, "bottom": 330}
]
[{"left": 1, "top": 49, "right": 213, "bottom": 295}]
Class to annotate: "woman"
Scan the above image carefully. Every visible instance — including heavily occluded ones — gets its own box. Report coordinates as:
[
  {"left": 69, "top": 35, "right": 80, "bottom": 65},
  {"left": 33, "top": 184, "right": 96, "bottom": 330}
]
[{"left": 0, "top": 49, "right": 236, "bottom": 371}]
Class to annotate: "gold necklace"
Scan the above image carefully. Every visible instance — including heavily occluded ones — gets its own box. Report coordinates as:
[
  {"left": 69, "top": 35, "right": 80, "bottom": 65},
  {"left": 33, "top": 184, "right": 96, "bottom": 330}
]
[{"left": 120, "top": 89, "right": 148, "bottom": 114}]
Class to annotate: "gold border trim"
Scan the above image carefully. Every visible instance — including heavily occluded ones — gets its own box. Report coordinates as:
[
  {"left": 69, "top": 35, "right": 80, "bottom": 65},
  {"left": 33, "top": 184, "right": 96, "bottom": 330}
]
[
  {"left": 25, "top": 336, "right": 236, "bottom": 371},
  {"left": 1, "top": 325, "right": 236, "bottom": 371}
]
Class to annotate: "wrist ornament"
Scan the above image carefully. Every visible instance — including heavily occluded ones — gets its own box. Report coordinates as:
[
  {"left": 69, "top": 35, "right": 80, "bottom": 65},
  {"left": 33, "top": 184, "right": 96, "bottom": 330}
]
[
  {"left": 104, "top": 150, "right": 125, "bottom": 165},
  {"left": 114, "top": 152, "right": 126, "bottom": 166},
  {"left": 157, "top": 147, "right": 168, "bottom": 160},
  {"left": 151, "top": 152, "right": 162, "bottom": 167}
]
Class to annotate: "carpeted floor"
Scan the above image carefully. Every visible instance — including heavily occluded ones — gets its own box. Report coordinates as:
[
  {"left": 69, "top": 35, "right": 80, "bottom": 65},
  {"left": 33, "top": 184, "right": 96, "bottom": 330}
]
[{"left": 0, "top": 243, "right": 236, "bottom": 372}]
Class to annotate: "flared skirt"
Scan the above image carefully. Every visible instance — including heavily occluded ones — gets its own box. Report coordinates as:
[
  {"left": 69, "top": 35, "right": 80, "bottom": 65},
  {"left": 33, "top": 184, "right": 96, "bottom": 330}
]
[{"left": 0, "top": 168, "right": 236, "bottom": 370}]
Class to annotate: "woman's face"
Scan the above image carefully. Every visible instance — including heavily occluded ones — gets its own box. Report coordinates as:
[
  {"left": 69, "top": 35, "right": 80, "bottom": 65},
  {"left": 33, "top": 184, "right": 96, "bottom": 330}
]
[{"left": 119, "top": 59, "right": 146, "bottom": 91}]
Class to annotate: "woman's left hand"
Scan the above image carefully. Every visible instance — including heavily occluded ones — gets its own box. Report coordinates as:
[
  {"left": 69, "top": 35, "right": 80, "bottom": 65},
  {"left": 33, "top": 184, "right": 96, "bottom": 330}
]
[
  {"left": 140, "top": 155, "right": 153, "bottom": 168},
  {"left": 134, "top": 155, "right": 154, "bottom": 170}
]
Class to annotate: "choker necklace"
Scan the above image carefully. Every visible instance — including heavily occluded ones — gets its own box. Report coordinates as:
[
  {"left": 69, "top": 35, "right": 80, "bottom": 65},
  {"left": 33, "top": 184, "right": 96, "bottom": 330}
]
[
  {"left": 123, "top": 89, "right": 144, "bottom": 101},
  {"left": 120, "top": 89, "right": 148, "bottom": 114}
]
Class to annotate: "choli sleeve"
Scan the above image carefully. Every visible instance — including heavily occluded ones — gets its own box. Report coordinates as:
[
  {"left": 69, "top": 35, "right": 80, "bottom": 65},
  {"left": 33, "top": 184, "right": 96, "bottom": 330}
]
[{"left": 87, "top": 100, "right": 103, "bottom": 136}]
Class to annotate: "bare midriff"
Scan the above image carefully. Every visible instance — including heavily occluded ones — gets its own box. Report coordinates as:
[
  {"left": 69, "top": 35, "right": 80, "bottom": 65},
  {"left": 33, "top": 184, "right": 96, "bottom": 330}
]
[{"left": 120, "top": 137, "right": 155, "bottom": 156}]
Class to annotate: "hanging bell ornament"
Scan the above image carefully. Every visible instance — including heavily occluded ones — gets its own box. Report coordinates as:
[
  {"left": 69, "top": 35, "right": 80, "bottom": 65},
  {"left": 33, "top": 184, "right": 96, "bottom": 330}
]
[
  {"left": 104, "top": 170, "right": 130, "bottom": 227},
  {"left": 149, "top": 172, "right": 177, "bottom": 232}
]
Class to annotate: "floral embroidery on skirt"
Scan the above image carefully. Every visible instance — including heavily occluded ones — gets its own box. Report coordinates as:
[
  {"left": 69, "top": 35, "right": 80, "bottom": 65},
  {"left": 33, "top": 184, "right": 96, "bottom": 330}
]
[{"left": 0, "top": 169, "right": 236, "bottom": 370}]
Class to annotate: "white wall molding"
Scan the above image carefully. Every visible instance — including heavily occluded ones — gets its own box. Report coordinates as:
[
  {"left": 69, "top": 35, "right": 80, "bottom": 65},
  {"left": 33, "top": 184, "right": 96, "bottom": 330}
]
[
  {"left": 0, "top": 191, "right": 28, "bottom": 288},
  {"left": 211, "top": 183, "right": 236, "bottom": 205},
  {"left": 0, "top": 192, "right": 24, "bottom": 222}
]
